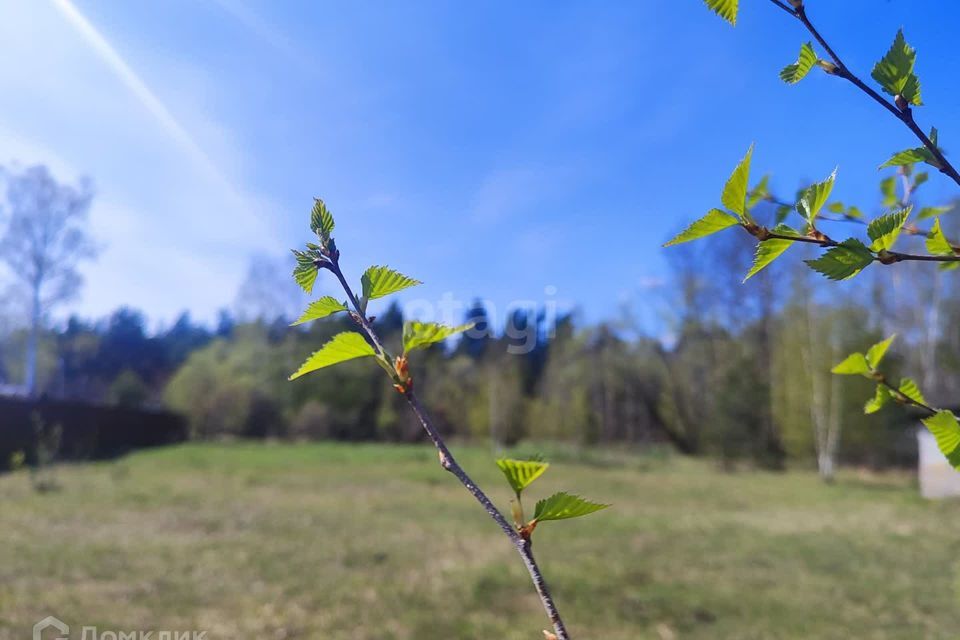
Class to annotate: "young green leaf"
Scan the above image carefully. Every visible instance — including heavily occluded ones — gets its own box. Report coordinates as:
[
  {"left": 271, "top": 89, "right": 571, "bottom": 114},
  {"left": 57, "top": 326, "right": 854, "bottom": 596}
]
[
  {"left": 871, "top": 29, "right": 922, "bottom": 106},
  {"left": 805, "top": 239, "right": 873, "bottom": 281},
  {"left": 496, "top": 458, "right": 549, "bottom": 495},
  {"left": 702, "top": 0, "right": 737, "bottom": 25},
  {"left": 310, "top": 198, "right": 336, "bottom": 240},
  {"left": 898, "top": 377, "right": 927, "bottom": 405},
  {"left": 917, "top": 205, "right": 952, "bottom": 220},
  {"left": 746, "top": 175, "right": 770, "bottom": 210},
  {"left": 922, "top": 411, "right": 960, "bottom": 468},
  {"left": 663, "top": 209, "right": 739, "bottom": 247},
  {"left": 797, "top": 170, "right": 837, "bottom": 224},
  {"left": 865, "top": 334, "right": 896, "bottom": 369},
  {"left": 864, "top": 385, "right": 892, "bottom": 415},
  {"left": 780, "top": 42, "right": 818, "bottom": 84},
  {"left": 403, "top": 321, "right": 473, "bottom": 353},
  {"left": 774, "top": 203, "right": 792, "bottom": 224},
  {"left": 532, "top": 492, "right": 610, "bottom": 522},
  {"left": 291, "top": 296, "right": 349, "bottom": 326},
  {"left": 289, "top": 332, "right": 376, "bottom": 380},
  {"left": 879, "top": 146, "right": 936, "bottom": 170},
  {"left": 879, "top": 176, "right": 899, "bottom": 208},
  {"left": 925, "top": 218, "right": 955, "bottom": 256},
  {"left": 845, "top": 206, "right": 864, "bottom": 219},
  {"left": 292, "top": 249, "right": 320, "bottom": 294},
  {"left": 902, "top": 74, "right": 922, "bottom": 107},
  {"left": 744, "top": 226, "right": 796, "bottom": 281},
  {"left": 721, "top": 145, "right": 753, "bottom": 218},
  {"left": 831, "top": 352, "right": 871, "bottom": 376},
  {"left": 867, "top": 207, "right": 910, "bottom": 251},
  {"left": 361, "top": 266, "right": 422, "bottom": 302},
  {"left": 770, "top": 224, "right": 803, "bottom": 239}
]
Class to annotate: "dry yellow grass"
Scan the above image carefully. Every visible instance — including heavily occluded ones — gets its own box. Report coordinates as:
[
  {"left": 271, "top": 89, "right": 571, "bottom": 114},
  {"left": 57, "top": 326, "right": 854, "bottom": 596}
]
[{"left": 2, "top": 442, "right": 959, "bottom": 639}]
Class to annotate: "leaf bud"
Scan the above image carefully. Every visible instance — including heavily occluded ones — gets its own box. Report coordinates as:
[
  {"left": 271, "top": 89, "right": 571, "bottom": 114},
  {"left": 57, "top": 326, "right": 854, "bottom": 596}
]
[{"left": 816, "top": 60, "right": 838, "bottom": 75}]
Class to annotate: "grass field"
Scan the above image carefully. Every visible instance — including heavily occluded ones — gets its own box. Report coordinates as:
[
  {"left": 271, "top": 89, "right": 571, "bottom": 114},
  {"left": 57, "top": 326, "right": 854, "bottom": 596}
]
[{"left": 2, "top": 442, "right": 960, "bottom": 639}]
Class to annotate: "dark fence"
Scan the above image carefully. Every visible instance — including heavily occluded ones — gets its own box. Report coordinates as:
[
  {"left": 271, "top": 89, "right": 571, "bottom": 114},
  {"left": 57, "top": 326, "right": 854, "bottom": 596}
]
[{"left": 0, "top": 396, "right": 187, "bottom": 469}]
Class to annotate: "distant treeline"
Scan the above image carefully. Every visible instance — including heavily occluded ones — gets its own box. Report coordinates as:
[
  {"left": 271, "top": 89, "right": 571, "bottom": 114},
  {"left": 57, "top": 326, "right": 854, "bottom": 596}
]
[
  {"left": 0, "top": 294, "right": 920, "bottom": 470},
  {"left": 4, "top": 203, "right": 959, "bottom": 469}
]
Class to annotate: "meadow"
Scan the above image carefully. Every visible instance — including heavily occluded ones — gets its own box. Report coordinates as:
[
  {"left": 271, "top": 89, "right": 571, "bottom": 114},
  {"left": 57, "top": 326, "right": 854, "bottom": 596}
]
[{"left": 2, "top": 442, "right": 960, "bottom": 639}]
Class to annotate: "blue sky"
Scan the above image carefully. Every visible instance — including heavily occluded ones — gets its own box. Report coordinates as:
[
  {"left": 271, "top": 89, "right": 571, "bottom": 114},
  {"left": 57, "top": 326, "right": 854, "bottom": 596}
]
[{"left": 1, "top": 0, "right": 958, "bottom": 329}]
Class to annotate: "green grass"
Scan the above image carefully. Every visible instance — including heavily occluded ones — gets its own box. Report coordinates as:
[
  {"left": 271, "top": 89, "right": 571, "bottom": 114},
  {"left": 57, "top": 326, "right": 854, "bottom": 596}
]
[{"left": 2, "top": 442, "right": 960, "bottom": 639}]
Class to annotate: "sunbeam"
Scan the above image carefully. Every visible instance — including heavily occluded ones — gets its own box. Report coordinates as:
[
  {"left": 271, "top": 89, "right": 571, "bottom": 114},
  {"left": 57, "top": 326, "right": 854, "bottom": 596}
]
[{"left": 48, "top": 0, "right": 240, "bottom": 199}]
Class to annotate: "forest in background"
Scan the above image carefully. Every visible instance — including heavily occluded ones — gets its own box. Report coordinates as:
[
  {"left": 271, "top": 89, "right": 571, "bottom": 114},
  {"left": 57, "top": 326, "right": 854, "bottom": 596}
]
[{"left": 3, "top": 190, "right": 957, "bottom": 472}]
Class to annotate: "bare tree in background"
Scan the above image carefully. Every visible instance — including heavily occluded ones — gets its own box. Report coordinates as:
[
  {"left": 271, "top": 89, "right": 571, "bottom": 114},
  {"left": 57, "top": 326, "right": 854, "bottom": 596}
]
[
  {"left": 233, "top": 254, "right": 307, "bottom": 323},
  {"left": 0, "top": 165, "right": 97, "bottom": 395}
]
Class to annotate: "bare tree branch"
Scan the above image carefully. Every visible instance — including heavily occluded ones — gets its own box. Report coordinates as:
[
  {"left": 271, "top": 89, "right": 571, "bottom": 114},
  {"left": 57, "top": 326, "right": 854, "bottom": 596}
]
[
  {"left": 770, "top": 1, "right": 960, "bottom": 187},
  {"left": 768, "top": 0, "right": 797, "bottom": 17},
  {"left": 766, "top": 187, "right": 960, "bottom": 251},
  {"left": 877, "top": 377, "right": 937, "bottom": 416},
  {"left": 325, "top": 255, "right": 572, "bottom": 640},
  {"left": 745, "top": 224, "right": 960, "bottom": 264}
]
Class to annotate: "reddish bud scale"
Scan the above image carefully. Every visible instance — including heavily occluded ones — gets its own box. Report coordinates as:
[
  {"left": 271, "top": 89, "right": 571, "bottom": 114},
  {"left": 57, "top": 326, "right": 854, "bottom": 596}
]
[
  {"left": 744, "top": 222, "right": 763, "bottom": 239},
  {"left": 395, "top": 355, "right": 409, "bottom": 378},
  {"left": 393, "top": 355, "right": 414, "bottom": 392},
  {"left": 519, "top": 520, "right": 538, "bottom": 541}
]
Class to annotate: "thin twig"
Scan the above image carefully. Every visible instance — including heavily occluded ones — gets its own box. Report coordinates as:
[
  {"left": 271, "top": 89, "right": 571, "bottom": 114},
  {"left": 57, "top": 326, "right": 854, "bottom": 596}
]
[
  {"left": 329, "top": 265, "right": 390, "bottom": 358},
  {"left": 881, "top": 252, "right": 960, "bottom": 264},
  {"left": 764, "top": 197, "right": 960, "bottom": 251},
  {"left": 765, "top": 197, "right": 863, "bottom": 225},
  {"left": 749, "top": 225, "right": 960, "bottom": 263},
  {"left": 327, "top": 256, "right": 571, "bottom": 640},
  {"left": 760, "top": 174, "right": 960, "bottom": 250},
  {"left": 762, "top": 229, "right": 836, "bottom": 246},
  {"left": 877, "top": 377, "right": 937, "bottom": 416},
  {"left": 768, "top": 0, "right": 797, "bottom": 17},
  {"left": 770, "top": 1, "right": 960, "bottom": 187},
  {"left": 759, "top": 3, "right": 952, "bottom": 423}
]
